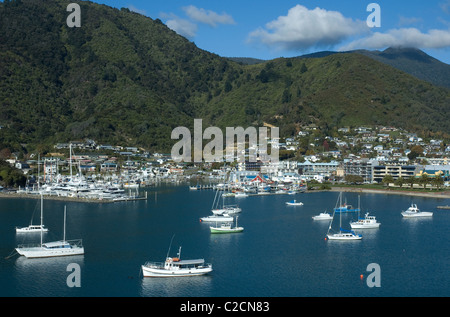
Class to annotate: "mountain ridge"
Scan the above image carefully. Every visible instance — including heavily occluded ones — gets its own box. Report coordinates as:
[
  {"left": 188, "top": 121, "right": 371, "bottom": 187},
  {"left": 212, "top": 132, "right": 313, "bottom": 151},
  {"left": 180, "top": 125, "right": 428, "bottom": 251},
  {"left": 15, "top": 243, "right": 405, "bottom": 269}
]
[
  {"left": 295, "top": 47, "right": 450, "bottom": 88},
  {"left": 0, "top": 0, "right": 449, "bottom": 154}
]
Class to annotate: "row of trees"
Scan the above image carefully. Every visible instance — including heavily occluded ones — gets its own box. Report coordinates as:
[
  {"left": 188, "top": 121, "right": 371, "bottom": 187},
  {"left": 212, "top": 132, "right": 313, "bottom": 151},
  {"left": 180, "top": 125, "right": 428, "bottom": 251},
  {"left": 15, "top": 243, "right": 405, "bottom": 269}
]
[{"left": 382, "top": 174, "right": 445, "bottom": 190}]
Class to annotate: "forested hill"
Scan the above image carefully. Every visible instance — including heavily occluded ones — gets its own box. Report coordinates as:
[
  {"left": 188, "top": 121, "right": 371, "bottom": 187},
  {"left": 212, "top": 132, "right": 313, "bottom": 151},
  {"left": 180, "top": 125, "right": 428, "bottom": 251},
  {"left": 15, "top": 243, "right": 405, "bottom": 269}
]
[{"left": 1, "top": 0, "right": 449, "bottom": 154}]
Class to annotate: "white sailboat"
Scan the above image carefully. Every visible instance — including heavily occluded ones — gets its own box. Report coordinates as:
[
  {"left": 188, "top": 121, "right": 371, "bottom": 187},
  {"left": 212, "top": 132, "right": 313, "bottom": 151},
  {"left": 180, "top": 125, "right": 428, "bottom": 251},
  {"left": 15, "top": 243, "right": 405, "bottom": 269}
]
[
  {"left": 211, "top": 189, "right": 241, "bottom": 215},
  {"left": 326, "top": 193, "right": 362, "bottom": 240},
  {"left": 16, "top": 205, "right": 84, "bottom": 258},
  {"left": 200, "top": 213, "right": 234, "bottom": 222},
  {"left": 16, "top": 195, "right": 49, "bottom": 233}
]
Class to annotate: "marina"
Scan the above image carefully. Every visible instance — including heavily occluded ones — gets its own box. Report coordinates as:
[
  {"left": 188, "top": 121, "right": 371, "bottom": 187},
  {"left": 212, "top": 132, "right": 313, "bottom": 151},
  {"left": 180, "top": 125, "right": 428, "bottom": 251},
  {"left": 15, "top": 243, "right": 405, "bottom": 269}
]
[{"left": 0, "top": 185, "right": 449, "bottom": 297}]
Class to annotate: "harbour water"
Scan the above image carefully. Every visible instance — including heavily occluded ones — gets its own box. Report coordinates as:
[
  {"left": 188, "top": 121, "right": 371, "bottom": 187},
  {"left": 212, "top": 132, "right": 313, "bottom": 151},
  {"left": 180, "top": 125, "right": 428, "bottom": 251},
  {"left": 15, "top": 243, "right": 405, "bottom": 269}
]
[{"left": 0, "top": 185, "right": 449, "bottom": 297}]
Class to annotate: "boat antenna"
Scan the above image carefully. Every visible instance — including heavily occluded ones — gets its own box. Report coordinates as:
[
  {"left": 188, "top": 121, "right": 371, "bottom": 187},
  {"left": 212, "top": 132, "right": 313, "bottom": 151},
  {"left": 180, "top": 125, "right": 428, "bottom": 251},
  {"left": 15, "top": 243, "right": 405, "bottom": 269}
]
[{"left": 166, "top": 234, "right": 175, "bottom": 259}]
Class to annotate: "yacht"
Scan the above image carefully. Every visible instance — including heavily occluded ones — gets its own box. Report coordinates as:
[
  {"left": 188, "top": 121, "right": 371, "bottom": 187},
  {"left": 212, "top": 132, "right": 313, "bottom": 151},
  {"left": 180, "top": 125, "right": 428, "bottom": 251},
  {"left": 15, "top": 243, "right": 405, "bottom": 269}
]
[
  {"left": 16, "top": 206, "right": 84, "bottom": 258},
  {"left": 401, "top": 204, "right": 433, "bottom": 218},
  {"left": 141, "top": 246, "right": 212, "bottom": 277},
  {"left": 212, "top": 205, "right": 241, "bottom": 215},
  {"left": 200, "top": 214, "right": 233, "bottom": 222},
  {"left": 350, "top": 212, "right": 381, "bottom": 229},
  {"left": 327, "top": 231, "right": 362, "bottom": 240},
  {"left": 326, "top": 193, "right": 362, "bottom": 240},
  {"left": 16, "top": 224, "right": 48, "bottom": 233},
  {"left": 312, "top": 212, "right": 333, "bottom": 221},
  {"left": 16, "top": 195, "right": 49, "bottom": 233}
]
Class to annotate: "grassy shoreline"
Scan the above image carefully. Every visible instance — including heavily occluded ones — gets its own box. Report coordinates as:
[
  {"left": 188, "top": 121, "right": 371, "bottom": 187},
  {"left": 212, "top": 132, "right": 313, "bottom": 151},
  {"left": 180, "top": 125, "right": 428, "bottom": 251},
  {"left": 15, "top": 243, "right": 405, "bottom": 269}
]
[{"left": 328, "top": 185, "right": 450, "bottom": 199}]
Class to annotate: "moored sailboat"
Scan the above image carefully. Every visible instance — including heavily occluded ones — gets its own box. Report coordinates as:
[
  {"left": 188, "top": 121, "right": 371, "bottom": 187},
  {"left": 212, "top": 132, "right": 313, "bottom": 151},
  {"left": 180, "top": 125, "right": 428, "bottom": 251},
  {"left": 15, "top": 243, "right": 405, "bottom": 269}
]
[
  {"left": 15, "top": 205, "right": 84, "bottom": 258},
  {"left": 16, "top": 194, "right": 49, "bottom": 233},
  {"left": 326, "top": 193, "right": 362, "bottom": 240},
  {"left": 210, "top": 216, "right": 244, "bottom": 234}
]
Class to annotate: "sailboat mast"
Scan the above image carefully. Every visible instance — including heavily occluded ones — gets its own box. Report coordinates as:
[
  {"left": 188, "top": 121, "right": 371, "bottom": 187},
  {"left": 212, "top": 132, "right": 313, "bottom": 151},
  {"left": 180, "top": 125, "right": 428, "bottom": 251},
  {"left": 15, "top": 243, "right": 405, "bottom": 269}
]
[
  {"left": 339, "top": 192, "right": 342, "bottom": 232},
  {"left": 63, "top": 205, "right": 66, "bottom": 242},
  {"left": 37, "top": 153, "right": 40, "bottom": 191},
  {"left": 40, "top": 194, "right": 43, "bottom": 247},
  {"left": 69, "top": 144, "right": 72, "bottom": 181}
]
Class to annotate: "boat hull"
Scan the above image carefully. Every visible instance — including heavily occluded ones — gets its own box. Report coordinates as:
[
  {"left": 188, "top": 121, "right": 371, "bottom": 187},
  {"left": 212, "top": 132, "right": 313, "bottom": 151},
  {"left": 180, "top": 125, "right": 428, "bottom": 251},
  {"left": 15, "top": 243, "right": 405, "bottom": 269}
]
[
  {"left": 16, "top": 227, "right": 49, "bottom": 233},
  {"left": 15, "top": 246, "right": 84, "bottom": 258},
  {"left": 327, "top": 233, "right": 362, "bottom": 240},
  {"left": 312, "top": 213, "right": 332, "bottom": 220},
  {"left": 200, "top": 216, "right": 233, "bottom": 222},
  {"left": 141, "top": 265, "right": 212, "bottom": 277},
  {"left": 210, "top": 227, "right": 244, "bottom": 234},
  {"left": 350, "top": 223, "right": 380, "bottom": 229},
  {"left": 401, "top": 211, "right": 433, "bottom": 218}
]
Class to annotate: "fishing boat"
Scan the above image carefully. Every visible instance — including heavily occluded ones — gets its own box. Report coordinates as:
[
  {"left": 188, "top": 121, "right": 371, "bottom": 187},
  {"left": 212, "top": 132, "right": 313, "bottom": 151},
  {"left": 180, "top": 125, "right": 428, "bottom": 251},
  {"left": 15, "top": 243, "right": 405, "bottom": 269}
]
[
  {"left": 350, "top": 212, "right": 380, "bottom": 229},
  {"left": 210, "top": 216, "right": 244, "bottom": 234},
  {"left": 326, "top": 193, "right": 362, "bottom": 240},
  {"left": 200, "top": 214, "right": 234, "bottom": 222},
  {"left": 141, "top": 244, "right": 212, "bottom": 277},
  {"left": 286, "top": 200, "right": 304, "bottom": 206},
  {"left": 312, "top": 212, "right": 333, "bottom": 221},
  {"left": 16, "top": 195, "right": 49, "bottom": 233},
  {"left": 15, "top": 206, "right": 84, "bottom": 258},
  {"left": 401, "top": 204, "right": 433, "bottom": 218}
]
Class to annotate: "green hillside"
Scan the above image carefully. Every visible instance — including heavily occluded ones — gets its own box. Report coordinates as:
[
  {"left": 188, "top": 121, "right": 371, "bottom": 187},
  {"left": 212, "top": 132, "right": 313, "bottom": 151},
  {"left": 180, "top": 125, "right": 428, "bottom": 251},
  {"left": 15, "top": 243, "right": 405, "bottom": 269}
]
[
  {"left": 1, "top": 0, "right": 449, "bottom": 154},
  {"left": 357, "top": 47, "right": 450, "bottom": 88}
]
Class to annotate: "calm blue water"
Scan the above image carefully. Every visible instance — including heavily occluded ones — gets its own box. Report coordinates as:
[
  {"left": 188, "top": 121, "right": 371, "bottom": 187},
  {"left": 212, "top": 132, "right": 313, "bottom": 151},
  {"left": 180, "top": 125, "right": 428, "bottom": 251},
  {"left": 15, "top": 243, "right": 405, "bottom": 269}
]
[{"left": 0, "top": 186, "right": 449, "bottom": 297}]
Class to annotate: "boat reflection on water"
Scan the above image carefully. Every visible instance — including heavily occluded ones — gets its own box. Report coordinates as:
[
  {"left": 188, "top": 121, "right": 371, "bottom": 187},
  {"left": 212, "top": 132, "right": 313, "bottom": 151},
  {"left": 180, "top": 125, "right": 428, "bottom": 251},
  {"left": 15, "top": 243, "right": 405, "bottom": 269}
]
[{"left": 14, "top": 255, "right": 84, "bottom": 296}]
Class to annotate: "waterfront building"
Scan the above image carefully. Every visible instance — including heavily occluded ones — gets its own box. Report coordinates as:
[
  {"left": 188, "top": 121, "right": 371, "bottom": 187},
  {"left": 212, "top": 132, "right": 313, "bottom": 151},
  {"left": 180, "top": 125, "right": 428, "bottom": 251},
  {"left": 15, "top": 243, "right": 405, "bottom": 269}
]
[
  {"left": 372, "top": 164, "right": 418, "bottom": 183},
  {"left": 298, "top": 160, "right": 339, "bottom": 180},
  {"left": 342, "top": 158, "right": 377, "bottom": 183}
]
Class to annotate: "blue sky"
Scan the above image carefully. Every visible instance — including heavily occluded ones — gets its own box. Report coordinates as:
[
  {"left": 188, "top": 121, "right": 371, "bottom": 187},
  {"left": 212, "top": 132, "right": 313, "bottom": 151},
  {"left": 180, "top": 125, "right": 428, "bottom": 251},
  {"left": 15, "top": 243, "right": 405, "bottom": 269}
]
[{"left": 92, "top": 1, "right": 450, "bottom": 63}]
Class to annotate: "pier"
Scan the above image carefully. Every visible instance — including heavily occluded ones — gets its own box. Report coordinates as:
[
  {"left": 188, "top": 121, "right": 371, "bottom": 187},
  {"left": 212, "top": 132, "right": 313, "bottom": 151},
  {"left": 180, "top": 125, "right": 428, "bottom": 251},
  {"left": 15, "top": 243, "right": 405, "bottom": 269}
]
[{"left": 0, "top": 191, "right": 148, "bottom": 204}]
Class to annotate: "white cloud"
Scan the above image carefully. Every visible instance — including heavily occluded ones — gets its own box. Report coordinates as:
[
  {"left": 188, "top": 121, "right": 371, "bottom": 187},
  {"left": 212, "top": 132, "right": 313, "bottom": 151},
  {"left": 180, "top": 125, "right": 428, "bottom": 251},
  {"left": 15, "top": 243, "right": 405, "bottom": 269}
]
[
  {"left": 248, "top": 5, "right": 367, "bottom": 51},
  {"left": 440, "top": 0, "right": 450, "bottom": 14},
  {"left": 161, "top": 6, "right": 235, "bottom": 39},
  {"left": 128, "top": 5, "right": 146, "bottom": 16},
  {"left": 340, "top": 28, "right": 450, "bottom": 51},
  {"left": 164, "top": 14, "right": 198, "bottom": 39},
  {"left": 182, "top": 5, "right": 235, "bottom": 27},
  {"left": 166, "top": 19, "right": 198, "bottom": 39},
  {"left": 398, "top": 16, "right": 423, "bottom": 26}
]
